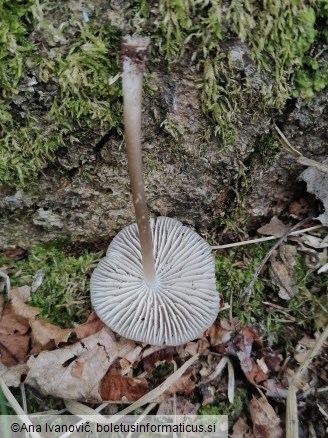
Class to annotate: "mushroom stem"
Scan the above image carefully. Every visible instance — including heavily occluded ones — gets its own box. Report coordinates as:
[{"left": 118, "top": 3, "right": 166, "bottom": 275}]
[{"left": 121, "top": 36, "right": 156, "bottom": 285}]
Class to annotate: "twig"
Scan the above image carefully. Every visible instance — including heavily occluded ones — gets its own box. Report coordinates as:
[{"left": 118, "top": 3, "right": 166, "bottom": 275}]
[
  {"left": 239, "top": 217, "right": 313, "bottom": 306},
  {"left": 211, "top": 224, "right": 323, "bottom": 250},
  {"left": 275, "top": 125, "right": 328, "bottom": 174}
]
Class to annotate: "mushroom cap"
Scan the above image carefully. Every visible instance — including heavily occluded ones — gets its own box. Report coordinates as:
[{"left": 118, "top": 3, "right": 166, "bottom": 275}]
[{"left": 91, "top": 217, "right": 220, "bottom": 346}]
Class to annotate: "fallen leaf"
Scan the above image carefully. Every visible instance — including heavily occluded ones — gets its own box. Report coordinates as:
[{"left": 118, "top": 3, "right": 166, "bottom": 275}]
[
  {"left": 269, "top": 245, "right": 298, "bottom": 300},
  {"left": 99, "top": 373, "right": 148, "bottom": 401},
  {"left": 3, "top": 248, "right": 27, "bottom": 261},
  {"left": 156, "top": 368, "right": 196, "bottom": 402},
  {"left": 0, "top": 334, "right": 29, "bottom": 367},
  {"left": 0, "top": 301, "right": 30, "bottom": 335},
  {"left": 318, "top": 262, "right": 328, "bottom": 274},
  {"left": 25, "top": 327, "right": 142, "bottom": 401},
  {"left": 302, "top": 234, "right": 328, "bottom": 249},
  {"left": 199, "top": 383, "right": 215, "bottom": 405},
  {"left": 288, "top": 198, "right": 310, "bottom": 219},
  {"left": 11, "top": 288, "right": 40, "bottom": 320},
  {"left": 17, "top": 285, "right": 31, "bottom": 302},
  {"left": 185, "top": 338, "right": 209, "bottom": 356},
  {"left": 257, "top": 217, "right": 289, "bottom": 238},
  {"left": 30, "top": 319, "right": 73, "bottom": 347},
  {"left": 143, "top": 347, "right": 175, "bottom": 377},
  {"left": 235, "top": 328, "right": 268, "bottom": 385},
  {"left": 31, "top": 268, "right": 46, "bottom": 293},
  {"left": 157, "top": 396, "right": 198, "bottom": 415},
  {"left": 300, "top": 163, "right": 328, "bottom": 226},
  {"left": 249, "top": 396, "right": 283, "bottom": 438},
  {"left": 263, "top": 379, "right": 288, "bottom": 398},
  {"left": 206, "top": 320, "right": 232, "bottom": 346},
  {"left": 0, "top": 362, "right": 28, "bottom": 387},
  {"left": 231, "top": 417, "right": 253, "bottom": 438},
  {"left": 75, "top": 312, "right": 104, "bottom": 339}
]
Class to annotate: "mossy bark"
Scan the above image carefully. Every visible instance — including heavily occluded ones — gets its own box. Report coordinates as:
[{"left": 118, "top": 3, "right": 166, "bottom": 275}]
[{"left": 0, "top": 0, "right": 327, "bottom": 250}]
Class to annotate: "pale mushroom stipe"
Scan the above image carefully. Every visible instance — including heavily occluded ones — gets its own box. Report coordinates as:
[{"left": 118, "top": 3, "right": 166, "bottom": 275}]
[{"left": 90, "top": 36, "right": 220, "bottom": 346}]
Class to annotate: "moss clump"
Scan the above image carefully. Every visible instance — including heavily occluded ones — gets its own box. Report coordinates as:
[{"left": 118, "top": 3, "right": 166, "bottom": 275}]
[
  {"left": 215, "top": 244, "right": 270, "bottom": 326},
  {"left": 0, "top": 1, "right": 122, "bottom": 188},
  {"left": 292, "top": 1, "right": 328, "bottom": 100},
  {"left": 0, "top": 243, "right": 103, "bottom": 327},
  {"left": 39, "top": 24, "right": 121, "bottom": 130},
  {"left": 0, "top": 0, "right": 35, "bottom": 99},
  {"left": 199, "top": 387, "right": 248, "bottom": 422},
  {"left": 149, "top": 1, "right": 322, "bottom": 143}
]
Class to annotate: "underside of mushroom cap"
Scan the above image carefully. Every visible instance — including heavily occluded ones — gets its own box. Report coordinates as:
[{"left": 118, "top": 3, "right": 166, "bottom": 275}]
[{"left": 91, "top": 217, "right": 220, "bottom": 346}]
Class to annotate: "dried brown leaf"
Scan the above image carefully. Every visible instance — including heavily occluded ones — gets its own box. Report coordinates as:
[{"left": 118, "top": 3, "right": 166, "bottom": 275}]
[
  {"left": 300, "top": 163, "right": 328, "bottom": 226},
  {"left": 249, "top": 396, "right": 283, "bottom": 438},
  {"left": 206, "top": 320, "right": 232, "bottom": 346},
  {"left": 157, "top": 396, "right": 198, "bottom": 415},
  {"left": 74, "top": 312, "right": 104, "bottom": 339},
  {"left": 0, "top": 363, "right": 28, "bottom": 387},
  {"left": 231, "top": 417, "right": 253, "bottom": 438},
  {"left": 263, "top": 379, "right": 288, "bottom": 398},
  {"left": 0, "top": 301, "right": 30, "bottom": 335},
  {"left": 269, "top": 245, "right": 298, "bottom": 300},
  {"left": 185, "top": 338, "right": 209, "bottom": 356},
  {"left": 0, "top": 334, "right": 29, "bottom": 367},
  {"left": 257, "top": 217, "right": 289, "bottom": 238},
  {"left": 143, "top": 347, "right": 175, "bottom": 377},
  {"left": 99, "top": 373, "right": 148, "bottom": 401},
  {"left": 25, "top": 327, "right": 142, "bottom": 401},
  {"left": 11, "top": 288, "right": 40, "bottom": 320},
  {"left": 156, "top": 368, "right": 196, "bottom": 402},
  {"left": 236, "top": 328, "right": 268, "bottom": 385},
  {"left": 30, "top": 319, "right": 73, "bottom": 347}
]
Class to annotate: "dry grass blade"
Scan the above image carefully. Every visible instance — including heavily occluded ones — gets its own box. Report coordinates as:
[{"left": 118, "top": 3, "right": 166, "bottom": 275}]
[
  {"left": 112, "top": 354, "right": 199, "bottom": 420},
  {"left": 317, "top": 403, "right": 328, "bottom": 420},
  {"left": 275, "top": 124, "right": 328, "bottom": 174},
  {"left": 0, "top": 377, "right": 41, "bottom": 438},
  {"left": 286, "top": 326, "right": 328, "bottom": 438},
  {"left": 64, "top": 399, "right": 108, "bottom": 421},
  {"left": 211, "top": 225, "right": 323, "bottom": 250},
  {"left": 0, "top": 270, "right": 11, "bottom": 298},
  {"left": 63, "top": 355, "right": 198, "bottom": 435},
  {"left": 197, "top": 357, "right": 228, "bottom": 386},
  {"left": 126, "top": 402, "right": 157, "bottom": 438},
  {"left": 227, "top": 358, "right": 235, "bottom": 404},
  {"left": 61, "top": 401, "right": 108, "bottom": 438}
]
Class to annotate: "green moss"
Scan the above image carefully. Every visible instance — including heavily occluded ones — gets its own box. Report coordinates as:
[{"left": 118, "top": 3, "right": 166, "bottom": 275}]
[
  {"left": 215, "top": 238, "right": 328, "bottom": 350},
  {"left": 1, "top": 0, "right": 326, "bottom": 187},
  {"left": 0, "top": 120, "right": 65, "bottom": 186},
  {"left": 149, "top": 1, "right": 322, "bottom": 143},
  {"left": 292, "top": 1, "right": 328, "bottom": 100},
  {"left": 0, "top": 2, "right": 122, "bottom": 188},
  {"left": 40, "top": 24, "right": 121, "bottom": 129},
  {"left": 199, "top": 388, "right": 248, "bottom": 422},
  {"left": 215, "top": 243, "right": 270, "bottom": 326},
  {"left": 0, "top": 0, "right": 35, "bottom": 99},
  {"left": 1, "top": 243, "right": 103, "bottom": 327}
]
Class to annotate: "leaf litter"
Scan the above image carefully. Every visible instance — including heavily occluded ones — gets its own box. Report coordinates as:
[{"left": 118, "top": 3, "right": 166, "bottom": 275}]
[{"left": 1, "top": 215, "right": 328, "bottom": 434}]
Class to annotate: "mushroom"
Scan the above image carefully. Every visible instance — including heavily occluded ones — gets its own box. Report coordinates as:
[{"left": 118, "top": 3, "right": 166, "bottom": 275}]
[{"left": 90, "top": 36, "right": 220, "bottom": 346}]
